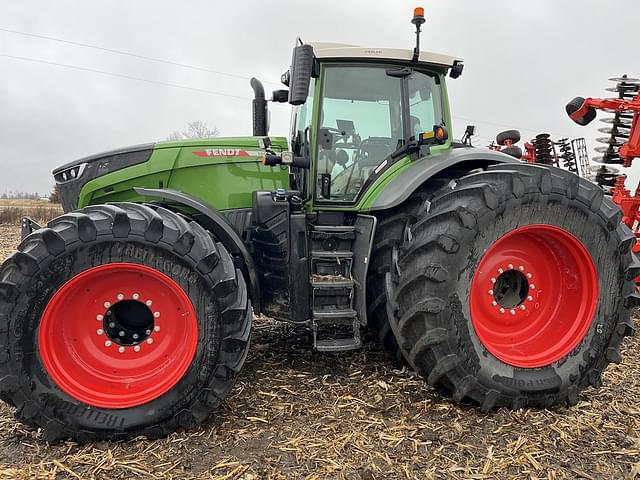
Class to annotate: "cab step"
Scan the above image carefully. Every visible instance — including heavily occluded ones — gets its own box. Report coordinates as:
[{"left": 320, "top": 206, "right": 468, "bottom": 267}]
[{"left": 312, "top": 313, "right": 362, "bottom": 352}]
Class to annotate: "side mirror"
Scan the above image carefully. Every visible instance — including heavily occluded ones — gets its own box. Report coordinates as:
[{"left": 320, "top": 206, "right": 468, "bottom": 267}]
[
  {"left": 450, "top": 60, "right": 464, "bottom": 79},
  {"left": 288, "top": 44, "right": 316, "bottom": 106}
]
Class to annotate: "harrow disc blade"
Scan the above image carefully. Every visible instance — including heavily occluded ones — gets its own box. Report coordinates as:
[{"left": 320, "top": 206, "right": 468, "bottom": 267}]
[
  {"left": 598, "top": 126, "right": 631, "bottom": 134},
  {"left": 594, "top": 145, "right": 618, "bottom": 155},
  {"left": 608, "top": 76, "right": 640, "bottom": 83},
  {"left": 588, "top": 163, "right": 621, "bottom": 174},
  {"left": 596, "top": 137, "right": 626, "bottom": 146},
  {"left": 606, "top": 85, "right": 640, "bottom": 93}
]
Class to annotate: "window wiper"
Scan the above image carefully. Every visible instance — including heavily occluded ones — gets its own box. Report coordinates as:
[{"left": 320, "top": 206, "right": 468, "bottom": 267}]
[{"left": 386, "top": 67, "right": 412, "bottom": 78}]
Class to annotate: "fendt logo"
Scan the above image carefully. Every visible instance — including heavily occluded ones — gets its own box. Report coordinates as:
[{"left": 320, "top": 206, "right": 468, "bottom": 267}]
[{"left": 193, "top": 149, "right": 252, "bottom": 157}]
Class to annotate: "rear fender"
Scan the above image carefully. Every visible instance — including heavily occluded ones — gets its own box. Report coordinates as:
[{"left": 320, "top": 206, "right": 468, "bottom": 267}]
[{"left": 369, "top": 148, "right": 516, "bottom": 211}]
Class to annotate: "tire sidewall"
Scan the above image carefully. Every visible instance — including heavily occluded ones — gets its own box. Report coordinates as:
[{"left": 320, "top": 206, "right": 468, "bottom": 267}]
[{"left": 453, "top": 193, "right": 623, "bottom": 396}]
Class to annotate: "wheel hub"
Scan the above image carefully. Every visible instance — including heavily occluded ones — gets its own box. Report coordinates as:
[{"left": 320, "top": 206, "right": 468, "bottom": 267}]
[
  {"left": 492, "top": 268, "right": 529, "bottom": 309},
  {"left": 103, "top": 299, "right": 155, "bottom": 346}
]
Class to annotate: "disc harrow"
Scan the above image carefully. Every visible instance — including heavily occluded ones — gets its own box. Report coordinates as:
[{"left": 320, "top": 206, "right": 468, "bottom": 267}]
[{"left": 567, "top": 74, "right": 640, "bottom": 262}]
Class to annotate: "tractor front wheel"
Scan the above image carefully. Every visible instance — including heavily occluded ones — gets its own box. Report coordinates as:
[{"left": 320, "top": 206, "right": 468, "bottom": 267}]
[
  {"left": 385, "top": 164, "right": 638, "bottom": 409},
  {"left": 0, "top": 203, "right": 251, "bottom": 441}
]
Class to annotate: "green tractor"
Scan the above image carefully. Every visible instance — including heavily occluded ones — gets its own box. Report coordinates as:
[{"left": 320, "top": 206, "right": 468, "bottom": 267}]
[{"left": 0, "top": 9, "right": 637, "bottom": 441}]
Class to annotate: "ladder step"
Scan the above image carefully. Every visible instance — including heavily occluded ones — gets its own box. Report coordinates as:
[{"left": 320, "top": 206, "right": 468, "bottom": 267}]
[
  {"left": 311, "top": 225, "right": 356, "bottom": 233},
  {"left": 311, "top": 278, "right": 354, "bottom": 289},
  {"left": 311, "top": 251, "right": 354, "bottom": 259},
  {"left": 315, "top": 337, "right": 362, "bottom": 352},
  {"left": 313, "top": 309, "right": 357, "bottom": 321}
]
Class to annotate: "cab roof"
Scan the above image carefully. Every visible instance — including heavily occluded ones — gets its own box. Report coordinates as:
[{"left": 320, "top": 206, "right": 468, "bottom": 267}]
[{"left": 307, "top": 42, "right": 462, "bottom": 69}]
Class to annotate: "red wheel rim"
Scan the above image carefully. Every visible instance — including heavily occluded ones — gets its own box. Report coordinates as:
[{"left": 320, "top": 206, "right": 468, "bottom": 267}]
[
  {"left": 469, "top": 225, "right": 598, "bottom": 368},
  {"left": 38, "top": 263, "right": 198, "bottom": 409}
]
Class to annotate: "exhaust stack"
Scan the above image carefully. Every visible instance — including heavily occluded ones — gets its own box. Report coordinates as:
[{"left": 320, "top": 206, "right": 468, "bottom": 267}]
[{"left": 250, "top": 78, "right": 268, "bottom": 137}]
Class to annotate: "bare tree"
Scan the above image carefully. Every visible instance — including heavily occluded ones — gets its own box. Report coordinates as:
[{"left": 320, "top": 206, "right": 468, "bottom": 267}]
[{"left": 167, "top": 121, "right": 219, "bottom": 141}]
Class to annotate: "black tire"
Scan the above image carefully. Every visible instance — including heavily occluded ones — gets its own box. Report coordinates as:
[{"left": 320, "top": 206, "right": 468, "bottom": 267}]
[
  {"left": 566, "top": 96, "right": 597, "bottom": 126},
  {"left": 496, "top": 129, "right": 521, "bottom": 146},
  {"left": 0, "top": 203, "right": 251, "bottom": 441},
  {"left": 384, "top": 164, "right": 638, "bottom": 410},
  {"left": 367, "top": 175, "right": 460, "bottom": 362},
  {"left": 501, "top": 146, "right": 523, "bottom": 159}
]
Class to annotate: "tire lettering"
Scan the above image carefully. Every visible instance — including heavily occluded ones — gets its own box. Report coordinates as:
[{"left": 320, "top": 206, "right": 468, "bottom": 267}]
[{"left": 493, "top": 375, "right": 561, "bottom": 391}]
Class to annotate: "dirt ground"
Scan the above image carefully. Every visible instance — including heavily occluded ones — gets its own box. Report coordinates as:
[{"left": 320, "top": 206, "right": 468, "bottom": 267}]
[{"left": 0, "top": 223, "right": 639, "bottom": 479}]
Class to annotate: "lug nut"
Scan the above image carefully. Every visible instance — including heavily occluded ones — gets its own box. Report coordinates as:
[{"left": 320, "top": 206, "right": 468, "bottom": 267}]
[
  {"left": 488, "top": 290, "right": 494, "bottom": 295},
  {"left": 510, "top": 309, "right": 516, "bottom": 315},
  {"left": 147, "top": 338, "right": 154, "bottom": 345},
  {"left": 508, "top": 264, "right": 514, "bottom": 270},
  {"left": 97, "top": 329, "right": 104, "bottom": 336},
  {"left": 499, "top": 308, "right": 505, "bottom": 314},
  {"left": 530, "top": 284, "right": 536, "bottom": 290},
  {"left": 491, "top": 277, "right": 496, "bottom": 284},
  {"left": 498, "top": 268, "right": 504, "bottom": 274},
  {"left": 109, "top": 322, "right": 116, "bottom": 328},
  {"left": 118, "top": 331, "right": 125, "bottom": 337},
  {"left": 104, "top": 340, "right": 112, "bottom": 347},
  {"left": 133, "top": 293, "right": 140, "bottom": 300},
  {"left": 527, "top": 273, "right": 532, "bottom": 279},
  {"left": 104, "top": 301, "right": 111, "bottom": 308},
  {"left": 154, "top": 312, "right": 161, "bottom": 318},
  {"left": 146, "top": 329, "right": 151, "bottom": 335},
  {"left": 527, "top": 295, "right": 533, "bottom": 302},
  {"left": 96, "top": 314, "right": 104, "bottom": 321},
  {"left": 132, "top": 333, "right": 139, "bottom": 340},
  {"left": 154, "top": 326, "right": 161, "bottom": 332},
  {"left": 491, "top": 301, "right": 497, "bottom": 306},
  {"left": 520, "top": 305, "right": 526, "bottom": 311},
  {"left": 146, "top": 300, "right": 153, "bottom": 306},
  {"left": 118, "top": 346, "right": 125, "bottom": 353},
  {"left": 117, "top": 293, "right": 124, "bottom": 301},
  {"left": 518, "top": 265, "right": 524, "bottom": 271},
  {"left": 134, "top": 346, "right": 141, "bottom": 352}
]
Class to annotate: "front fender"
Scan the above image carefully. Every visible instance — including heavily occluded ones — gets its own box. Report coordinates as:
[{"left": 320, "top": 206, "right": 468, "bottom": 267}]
[{"left": 134, "top": 187, "right": 261, "bottom": 313}]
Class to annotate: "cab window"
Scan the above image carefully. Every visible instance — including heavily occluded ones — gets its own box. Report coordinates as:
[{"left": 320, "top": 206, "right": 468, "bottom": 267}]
[
  {"left": 316, "top": 64, "right": 403, "bottom": 203},
  {"left": 408, "top": 72, "right": 443, "bottom": 139}
]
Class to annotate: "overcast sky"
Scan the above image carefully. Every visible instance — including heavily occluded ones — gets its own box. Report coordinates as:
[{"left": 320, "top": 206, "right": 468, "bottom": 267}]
[{"left": 1, "top": 0, "right": 638, "bottom": 195}]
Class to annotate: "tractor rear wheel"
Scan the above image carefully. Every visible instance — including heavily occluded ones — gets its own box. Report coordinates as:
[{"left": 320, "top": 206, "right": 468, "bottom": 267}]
[
  {"left": 0, "top": 203, "right": 251, "bottom": 441},
  {"left": 384, "top": 164, "right": 638, "bottom": 409}
]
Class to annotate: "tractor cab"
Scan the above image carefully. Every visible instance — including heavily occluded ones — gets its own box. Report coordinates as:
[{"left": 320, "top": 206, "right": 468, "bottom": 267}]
[
  {"left": 255, "top": 8, "right": 464, "bottom": 209},
  {"left": 293, "top": 45, "right": 451, "bottom": 205}
]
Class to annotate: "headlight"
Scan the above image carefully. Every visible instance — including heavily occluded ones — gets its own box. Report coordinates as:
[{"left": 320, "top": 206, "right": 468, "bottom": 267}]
[{"left": 54, "top": 163, "right": 87, "bottom": 184}]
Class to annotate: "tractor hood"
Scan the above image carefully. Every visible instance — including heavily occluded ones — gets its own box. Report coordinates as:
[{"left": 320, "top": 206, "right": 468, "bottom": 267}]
[
  {"left": 53, "top": 143, "right": 155, "bottom": 212},
  {"left": 52, "top": 136, "right": 288, "bottom": 213}
]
